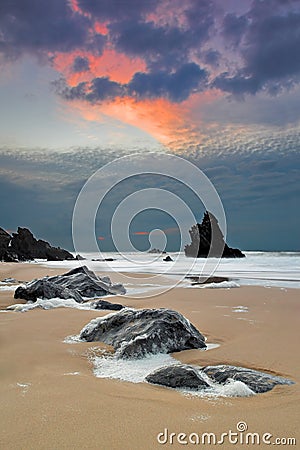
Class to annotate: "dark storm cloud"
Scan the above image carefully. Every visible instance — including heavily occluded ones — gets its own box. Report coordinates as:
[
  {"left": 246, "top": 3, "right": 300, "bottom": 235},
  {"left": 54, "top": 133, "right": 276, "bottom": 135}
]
[
  {"left": 53, "top": 79, "right": 87, "bottom": 101},
  {"left": 109, "top": 20, "right": 188, "bottom": 70},
  {"left": 86, "top": 77, "right": 125, "bottom": 101},
  {"left": 128, "top": 63, "right": 208, "bottom": 102},
  {"left": 1, "top": 0, "right": 300, "bottom": 103},
  {"left": 54, "top": 77, "right": 124, "bottom": 102},
  {"left": 109, "top": 1, "right": 215, "bottom": 71},
  {"left": 213, "top": 72, "right": 261, "bottom": 96},
  {"left": 201, "top": 49, "right": 221, "bottom": 67},
  {"left": 215, "top": 1, "right": 300, "bottom": 96},
  {"left": 222, "top": 13, "right": 248, "bottom": 47},
  {"left": 0, "top": 0, "right": 100, "bottom": 59},
  {"left": 72, "top": 56, "right": 90, "bottom": 73},
  {"left": 77, "top": 0, "right": 160, "bottom": 21},
  {"left": 56, "top": 62, "right": 208, "bottom": 103}
]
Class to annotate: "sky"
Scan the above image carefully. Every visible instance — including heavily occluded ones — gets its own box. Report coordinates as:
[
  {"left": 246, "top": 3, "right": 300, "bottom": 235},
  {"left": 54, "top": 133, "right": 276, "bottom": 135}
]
[{"left": 0, "top": 0, "right": 300, "bottom": 251}]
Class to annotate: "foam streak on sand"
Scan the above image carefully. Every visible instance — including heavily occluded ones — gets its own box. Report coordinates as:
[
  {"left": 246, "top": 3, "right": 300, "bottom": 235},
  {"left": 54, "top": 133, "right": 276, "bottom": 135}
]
[{"left": 6, "top": 297, "right": 101, "bottom": 312}]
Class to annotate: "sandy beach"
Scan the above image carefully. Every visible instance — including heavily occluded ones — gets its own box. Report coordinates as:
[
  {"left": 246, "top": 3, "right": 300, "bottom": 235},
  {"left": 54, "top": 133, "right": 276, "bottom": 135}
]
[{"left": 0, "top": 263, "right": 299, "bottom": 449}]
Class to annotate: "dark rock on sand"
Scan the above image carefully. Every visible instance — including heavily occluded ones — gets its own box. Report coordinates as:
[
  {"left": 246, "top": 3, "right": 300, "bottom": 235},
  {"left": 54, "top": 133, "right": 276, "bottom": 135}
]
[
  {"left": 186, "top": 275, "right": 230, "bottom": 285},
  {"left": 75, "top": 254, "right": 86, "bottom": 260},
  {"left": 14, "top": 266, "right": 126, "bottom": 303},
  {"left": 146, "top": 364, "right": 210, "bottom": 389},
  {"left": 80, "top": 308, "right": 206, "bottom": 358},
  {"left": 92, "top": 258, "right": 115, "bottom": 262},
  {"left": 0, "top": 226, "right": 74, "bottom": 261},
  {"left": 202, "top": 365, "right": 294, "bottom": 393},
  {"left": 146, "top": 363, "right": 294, "bottom": 394},
  {"left": 148, "top": 248, "right": 166, "bottom": 254},
  {"left": 90, "top": 299, "right": 124, "bottom": 311},
  {"left": 184, "top": 211, "right": 245, "bottom": 258},
  {"left": 163, "top": 255, "right": 173, "bottom": 262}
]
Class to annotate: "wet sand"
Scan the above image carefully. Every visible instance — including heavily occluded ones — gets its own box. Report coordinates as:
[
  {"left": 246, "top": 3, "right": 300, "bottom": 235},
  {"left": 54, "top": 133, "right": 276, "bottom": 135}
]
[{"left": 0, "top": 263, "right": 299, "bottom": 449}]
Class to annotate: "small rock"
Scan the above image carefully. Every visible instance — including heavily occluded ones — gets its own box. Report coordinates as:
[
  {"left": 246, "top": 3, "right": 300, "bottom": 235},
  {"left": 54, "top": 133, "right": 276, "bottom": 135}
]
[
  {"left": 146, "top": 364, "right": 210, "bottom": 389},
  {"left": 90, "top": 299, "right": 124, "bottom": 311}
]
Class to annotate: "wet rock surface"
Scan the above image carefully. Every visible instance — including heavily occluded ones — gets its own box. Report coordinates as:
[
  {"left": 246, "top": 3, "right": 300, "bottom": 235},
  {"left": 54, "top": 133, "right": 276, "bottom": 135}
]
[
  {"left": 146, "top": 364, "right": 210, "bottom": 389},
  {"left": 202, "top": 365, "right": 294, "bottom": 393},
  {"left": 80, "top": 308, "right": 207, "bottom": 358},
  {"left": 145, "top": 363, "right": 294, "bottom": 394},
  {"left": 14, "top": 266, "right": 126, "bottom": 305}
]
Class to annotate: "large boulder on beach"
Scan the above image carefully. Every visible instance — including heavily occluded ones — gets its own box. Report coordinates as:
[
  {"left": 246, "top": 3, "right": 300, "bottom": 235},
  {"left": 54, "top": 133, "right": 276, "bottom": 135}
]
[
  {"left": 80, "top": 308, "right": 207, "bottom": 358},
  {"left": 0, "top": 226, "right": 74, "bottom": 261},
  {"left": 146, "top": 364, "right": 210, "bottom": 389},
  {"left": 184, "top": 211, "right": 245, "bottom": 258},
  {"left": 14, "top": 266, "right": 126, "bottom": 305},
  {"left": 202, "top": 365, "right": 294, "bottom": 393}
]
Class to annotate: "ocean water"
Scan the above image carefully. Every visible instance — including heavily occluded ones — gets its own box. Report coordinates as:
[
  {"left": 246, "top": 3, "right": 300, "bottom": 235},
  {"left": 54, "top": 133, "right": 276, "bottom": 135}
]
[{"left": 42, "top": 251, "right": 300, "bottom": 290}]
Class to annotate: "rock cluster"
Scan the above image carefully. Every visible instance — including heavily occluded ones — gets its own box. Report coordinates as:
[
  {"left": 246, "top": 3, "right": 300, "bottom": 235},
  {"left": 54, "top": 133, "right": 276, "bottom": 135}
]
[
  {"left": 0, "top": 227, "right": 74, "bottom": 261},
  {"left": 146, "top": 363, "right": 294, "bottom": 394},
  {"left": 79, "top": 306, "right": 294, "bottom": 394},
  {"left": 184, "top": 211, "right": 245, "bottom": 258}
]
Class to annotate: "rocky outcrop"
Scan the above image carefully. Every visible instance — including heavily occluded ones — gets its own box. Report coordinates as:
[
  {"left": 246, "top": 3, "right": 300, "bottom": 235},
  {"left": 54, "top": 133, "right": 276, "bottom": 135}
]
[
  {"left": 146, "top": 364, "right": 210, "bottom": 389},
  {"left": 202, "top": 365, "right": 294, "bottom": 394},
  {"left": 80, "top": 308, "right": 207, "bottom": 358},
  {"left": 184, "top": 211, "right": 245, "bottom": 258},
  {"left": 0, "top": 226, "right": 74, "bottom": 261},
  {"left": 14, "top": 266, "right": 126, "bottom": 304}
]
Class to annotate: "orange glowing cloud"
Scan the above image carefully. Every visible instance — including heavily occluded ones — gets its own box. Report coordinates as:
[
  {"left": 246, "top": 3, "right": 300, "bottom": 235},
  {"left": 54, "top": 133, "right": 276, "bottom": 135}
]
[
  {"left": 132, "top": 231, "right": 150, "bottom": 235},
  {"left": 52, "top": 43, "right": 222, "bottom": 148},
  {"left": 69, "top": 0, "right": 91, "bottom": 18},
  {"left": 65, "top": 90, "right": 221, "bottom": 149},
  {"left": 94, "top": 21, "right": 108, "bottom": 35},
  {"left": 88, "top": 50, "right": 146, "bottom": 84},
  {"left": 98, "top": 236, "right": 105, "bottom": 240},
  {"left": 53, "top": 49, "right": 146, "bottom": 87}
]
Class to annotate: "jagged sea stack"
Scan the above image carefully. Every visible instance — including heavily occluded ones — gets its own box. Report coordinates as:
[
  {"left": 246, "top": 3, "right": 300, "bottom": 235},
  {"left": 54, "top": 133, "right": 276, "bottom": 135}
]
[{"left": 184, "top": 211, "right": 245, "bottom": 258}]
